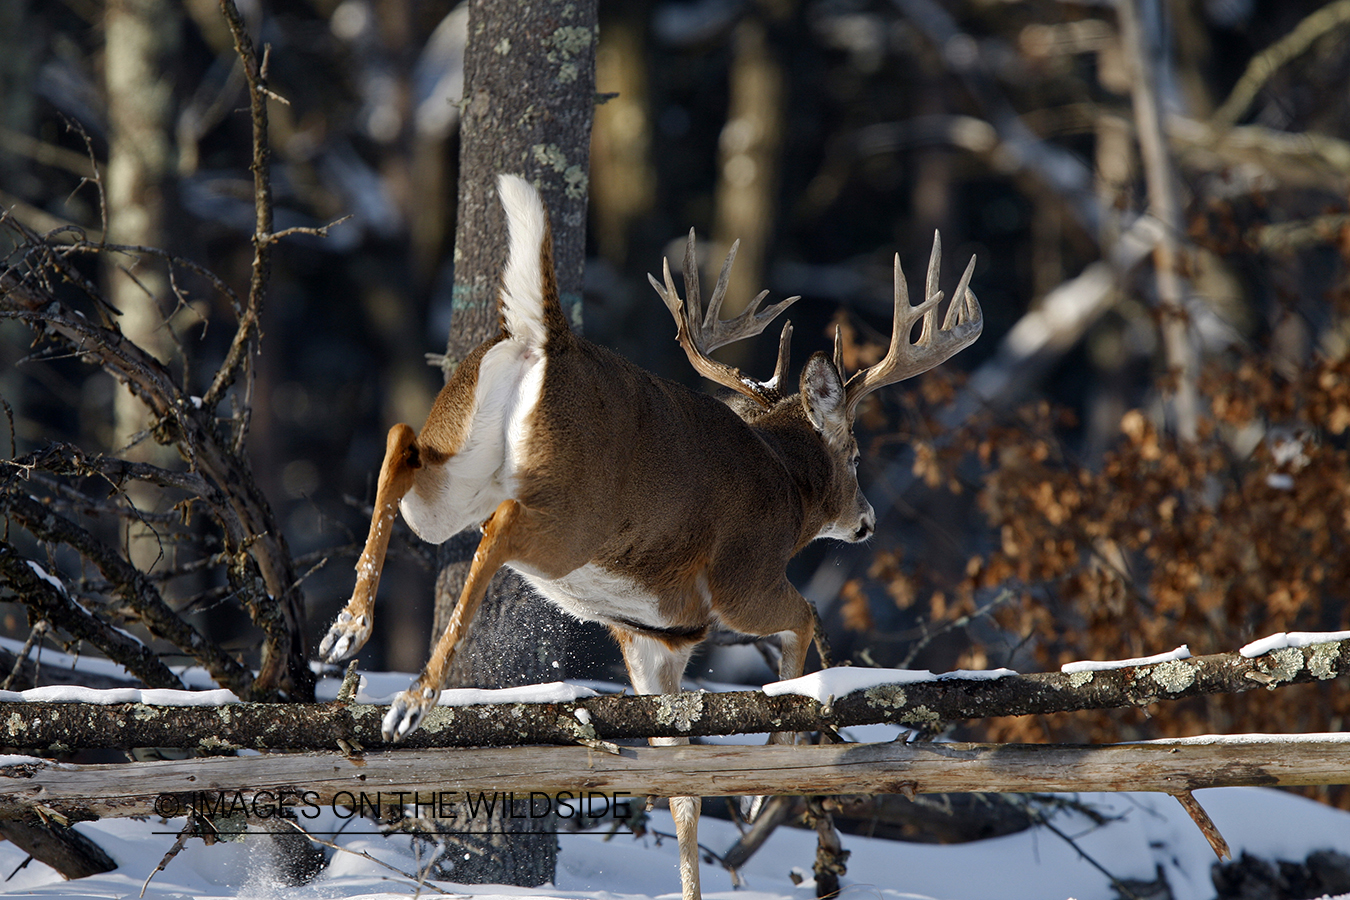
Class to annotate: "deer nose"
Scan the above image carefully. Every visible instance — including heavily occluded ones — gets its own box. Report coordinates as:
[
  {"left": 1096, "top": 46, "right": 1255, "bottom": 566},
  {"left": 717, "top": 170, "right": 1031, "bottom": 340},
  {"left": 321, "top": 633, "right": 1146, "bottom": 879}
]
[{"left": 854, "top": 519, "right": 874, "bottom": 541}]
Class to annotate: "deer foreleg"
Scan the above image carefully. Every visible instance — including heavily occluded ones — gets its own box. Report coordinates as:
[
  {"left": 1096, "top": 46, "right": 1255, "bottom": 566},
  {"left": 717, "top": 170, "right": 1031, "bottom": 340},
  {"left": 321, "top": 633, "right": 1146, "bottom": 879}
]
[
  {"left": 767, "top": 592, "right": 814, "bottom": 747},
  {"left": 320, "top": 424, "right": 420, "bottom": 664},
  {"left": 382, "top": 499, "right": 522, "bottom": 742}
]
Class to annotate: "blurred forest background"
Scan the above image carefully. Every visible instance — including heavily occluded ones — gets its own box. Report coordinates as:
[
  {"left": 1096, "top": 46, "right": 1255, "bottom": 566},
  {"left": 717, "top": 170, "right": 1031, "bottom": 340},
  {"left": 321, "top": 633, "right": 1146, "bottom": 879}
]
[{"left": 1, "top": 0, "right": 1349, "bottom": 802}]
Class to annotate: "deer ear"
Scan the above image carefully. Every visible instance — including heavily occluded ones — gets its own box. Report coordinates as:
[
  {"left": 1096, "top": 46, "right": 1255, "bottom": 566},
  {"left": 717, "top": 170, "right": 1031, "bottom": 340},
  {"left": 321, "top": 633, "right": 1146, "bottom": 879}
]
[{"left": 801, "top": 352, "right": 848, "bottom": 439}]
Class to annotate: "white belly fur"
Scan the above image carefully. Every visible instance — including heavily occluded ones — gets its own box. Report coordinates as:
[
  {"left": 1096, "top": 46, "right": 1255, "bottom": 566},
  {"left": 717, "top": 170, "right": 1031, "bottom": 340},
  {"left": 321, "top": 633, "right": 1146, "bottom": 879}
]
[
  {"left": 399, "top": 338, "right": 545, "bottom": 544},
  {"left": 518, "top": 563, "right": 669, "bottom": 630},
  {"left": 517, "top": 562, "right": 713, "bottom": 632}
]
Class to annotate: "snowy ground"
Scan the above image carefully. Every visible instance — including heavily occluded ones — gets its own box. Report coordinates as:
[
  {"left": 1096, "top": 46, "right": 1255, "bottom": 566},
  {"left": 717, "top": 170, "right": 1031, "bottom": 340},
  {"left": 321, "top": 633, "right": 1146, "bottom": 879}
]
[{"left": 2, "top": 783, "right": 1349, "bottom": 899}]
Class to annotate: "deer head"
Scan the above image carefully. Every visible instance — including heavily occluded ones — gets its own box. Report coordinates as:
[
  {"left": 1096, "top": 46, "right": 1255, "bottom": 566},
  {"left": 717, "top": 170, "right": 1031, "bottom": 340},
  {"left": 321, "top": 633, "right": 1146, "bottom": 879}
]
[{"left": 649, "top": 229, "right": 982, "bottom": 545}]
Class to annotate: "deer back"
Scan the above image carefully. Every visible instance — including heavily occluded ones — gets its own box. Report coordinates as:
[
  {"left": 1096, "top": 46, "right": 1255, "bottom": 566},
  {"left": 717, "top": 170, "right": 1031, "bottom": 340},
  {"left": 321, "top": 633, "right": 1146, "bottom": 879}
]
[{"left": 505, "top": 330, "right": 851, "bottom": 629}]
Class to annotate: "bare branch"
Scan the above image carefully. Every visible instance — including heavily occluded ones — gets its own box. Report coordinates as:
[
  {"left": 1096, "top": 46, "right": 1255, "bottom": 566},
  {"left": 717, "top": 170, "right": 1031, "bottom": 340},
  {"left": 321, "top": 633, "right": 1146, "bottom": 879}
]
[
  {"left": 0, "top": 542, "right": 183, "bottom": 690},
  {"left": 202, "top": 0, "right": 275, "bottom": 414},
  {"left": 0, "top": 492, "right": 254, "bottom": 696},
  {"left": 1212, "top": 0, "right": 1350, "bottom": 127},
  {"left": 0, "top": 638, "right": 1345, "bottom": 753},
  {"left": 1117, "top": 0, "right": 1198, "bottom": 441}
]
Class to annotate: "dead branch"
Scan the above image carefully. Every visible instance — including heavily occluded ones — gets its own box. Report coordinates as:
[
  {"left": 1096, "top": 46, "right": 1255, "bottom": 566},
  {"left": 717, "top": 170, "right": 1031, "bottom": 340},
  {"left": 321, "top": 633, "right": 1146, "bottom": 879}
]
[
  {"left": 1212, "top": 0, "right": 1350, "bottom": 127},
  {"left": 0, "top": 492, "right": 253, "bottom": 696},
  {"left": 0, "top": 193, "right": 309, "bottom": 702},
  {"left": 1, "top": 735, "right": 1347, "bottom": 825},
  {"left": 0, "top": 638, "right": 1344, "bottom": 753},
  {"left": 0, "top": 542, "right": 182, "bottom": 690}
]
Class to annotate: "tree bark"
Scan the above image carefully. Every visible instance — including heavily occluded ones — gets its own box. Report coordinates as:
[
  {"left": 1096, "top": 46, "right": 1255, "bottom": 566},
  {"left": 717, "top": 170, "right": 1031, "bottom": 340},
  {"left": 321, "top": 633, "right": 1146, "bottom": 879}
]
[
  {"left": 439, "top": 0, "right": 594, "bottom": 367},
  {"left": 428, "top": 0, "right": 597, "bottom": 886}
]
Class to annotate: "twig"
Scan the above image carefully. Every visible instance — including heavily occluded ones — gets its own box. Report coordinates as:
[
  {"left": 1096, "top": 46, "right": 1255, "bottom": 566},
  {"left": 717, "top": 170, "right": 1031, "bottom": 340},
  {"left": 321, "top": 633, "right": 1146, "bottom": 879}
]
[
  {"left": 59, "top": 239, "right": 243, "bottom": 318},
  {"left": 140, "top": 816, "right": 196, "bottom": 898},
  {"left": 261, "top": 214, "right": 354, "bottom": 246},
  {"left": 0, "top": 621, "right": 48, "bottom": 691},
  {"left": 1029, "top": 802, "right": 1149, "bottom": 900},
  {"left": 1172, "top": 790, "right": 1231, "bottom": 860},
  {"left": 899, "top": 587, "right": 1016, "bottom": 668},
  {"left": 203, "top": 0, "right": 275, "bottom": 414},
  {"left": 1212, "top": 0, "right": 1350, "bottom": 127}
]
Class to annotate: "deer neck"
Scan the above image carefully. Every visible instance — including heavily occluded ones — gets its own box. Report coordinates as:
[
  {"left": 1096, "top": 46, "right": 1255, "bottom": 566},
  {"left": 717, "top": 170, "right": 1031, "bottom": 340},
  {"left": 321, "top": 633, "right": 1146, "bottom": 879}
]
[{"left": 749, "top": 404, "right": 847, "bottom": 551}]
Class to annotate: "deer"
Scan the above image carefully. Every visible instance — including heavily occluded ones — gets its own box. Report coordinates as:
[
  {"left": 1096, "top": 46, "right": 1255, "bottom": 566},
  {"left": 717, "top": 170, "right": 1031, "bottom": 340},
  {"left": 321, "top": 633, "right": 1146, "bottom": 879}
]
[{"left": 318, "top": 174, "right": 982, "bottom": 899}]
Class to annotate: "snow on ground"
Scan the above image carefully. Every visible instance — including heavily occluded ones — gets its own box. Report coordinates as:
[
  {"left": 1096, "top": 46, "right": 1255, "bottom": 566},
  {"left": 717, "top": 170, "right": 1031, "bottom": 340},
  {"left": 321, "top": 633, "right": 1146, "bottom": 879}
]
[{"left": 1, "top": 785, "right": 1348, "bottom": 899}]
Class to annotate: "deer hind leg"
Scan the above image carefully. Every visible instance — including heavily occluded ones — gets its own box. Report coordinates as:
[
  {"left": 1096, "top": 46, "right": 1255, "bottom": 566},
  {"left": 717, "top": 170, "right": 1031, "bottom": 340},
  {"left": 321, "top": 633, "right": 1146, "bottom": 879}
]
[
  {"left": 320, "top": 423, "right": 421, "bottom": 664},
  {"left": 614, "top": 632, "right": 702, "bottom": 900},
  {"left": 382, "top": 498, "right": 523, "bottom": 742}
]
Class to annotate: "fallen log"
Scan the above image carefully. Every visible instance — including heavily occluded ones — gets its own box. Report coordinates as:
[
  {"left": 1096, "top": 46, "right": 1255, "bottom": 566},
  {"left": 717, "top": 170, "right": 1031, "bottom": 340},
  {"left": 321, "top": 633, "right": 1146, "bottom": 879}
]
[
  {"left": 0, "top": 638, "right": 1344, "bottom": 754},
  {"left": 0, "top": 735, "right": 1347, "bottom": 824}
]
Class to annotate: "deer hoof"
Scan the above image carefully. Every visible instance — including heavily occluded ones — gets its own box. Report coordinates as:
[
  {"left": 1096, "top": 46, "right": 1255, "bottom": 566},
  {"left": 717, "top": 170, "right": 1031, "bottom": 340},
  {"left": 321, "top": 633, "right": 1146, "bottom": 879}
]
[
  {"left": 318, "top": 611, "right": 371, "bottom": 664},
  {"left": 382, "top": 687, "right": 436, "bottom": 742}
]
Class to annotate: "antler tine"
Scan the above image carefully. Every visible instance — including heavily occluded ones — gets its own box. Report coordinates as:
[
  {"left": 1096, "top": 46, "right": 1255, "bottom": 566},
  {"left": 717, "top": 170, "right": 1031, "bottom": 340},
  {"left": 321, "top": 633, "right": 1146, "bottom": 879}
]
[
  {"left": 767, "top": 321, "right": 793, "bottom": 392},
  {"left": 944, "top": 253, "right": 978, "bottom": 330},
  {"left": 925, "top": 229, "right": 943, "bottom": 312},
  {"left": 703, "top": 236, "right": 736, "bottom": 332},
  {"left": 650, "top": 231, "right": 798, "bottom": 408},
  {"left": 842, "top": 231, "right": 983, "bottom": 419},
  {"left": 682, "top": 228, "right": 702, "bottom": 323}
]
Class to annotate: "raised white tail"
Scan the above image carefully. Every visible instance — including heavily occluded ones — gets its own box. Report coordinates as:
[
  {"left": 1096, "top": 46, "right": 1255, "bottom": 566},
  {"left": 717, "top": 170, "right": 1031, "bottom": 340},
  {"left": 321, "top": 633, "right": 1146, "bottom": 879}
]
[{"left": 319, "top": 175, "right": 982, "bottom": 899}]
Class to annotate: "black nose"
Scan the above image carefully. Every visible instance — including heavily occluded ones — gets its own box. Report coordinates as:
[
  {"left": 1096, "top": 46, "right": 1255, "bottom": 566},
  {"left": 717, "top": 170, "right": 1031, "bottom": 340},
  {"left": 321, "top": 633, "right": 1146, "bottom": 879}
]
[{"left": 854, "top": 522, "right": 873, "bottom": 541}]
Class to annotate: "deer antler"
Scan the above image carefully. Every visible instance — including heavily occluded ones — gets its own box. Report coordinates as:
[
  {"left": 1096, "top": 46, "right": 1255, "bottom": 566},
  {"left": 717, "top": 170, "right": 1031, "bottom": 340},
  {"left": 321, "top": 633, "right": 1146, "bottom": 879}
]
[
  {"left": 842, "top": 231, "right": 982, "bottom": 419},
  {"left": 649, "top": 230, "right": 797, "bottom": 409}
]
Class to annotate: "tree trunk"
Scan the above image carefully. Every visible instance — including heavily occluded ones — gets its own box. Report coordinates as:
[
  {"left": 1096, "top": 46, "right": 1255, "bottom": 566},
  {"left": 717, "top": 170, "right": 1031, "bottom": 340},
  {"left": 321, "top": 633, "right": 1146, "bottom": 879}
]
[
  {"left": 104, "top": 0, "right": 180, "bottom": 452},
  {"left": 710, "top": 10, "right": 786, "bottom": 364},
  {"left": 429, "top": 0, "right": 597, "bottom": 886}
]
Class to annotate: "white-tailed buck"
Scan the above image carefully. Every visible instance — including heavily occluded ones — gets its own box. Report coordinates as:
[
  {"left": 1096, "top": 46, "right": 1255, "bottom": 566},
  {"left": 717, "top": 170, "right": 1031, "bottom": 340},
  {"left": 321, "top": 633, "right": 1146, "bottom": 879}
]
[{"left": 320, "top": 175, "right": 981, "bottom": 899}]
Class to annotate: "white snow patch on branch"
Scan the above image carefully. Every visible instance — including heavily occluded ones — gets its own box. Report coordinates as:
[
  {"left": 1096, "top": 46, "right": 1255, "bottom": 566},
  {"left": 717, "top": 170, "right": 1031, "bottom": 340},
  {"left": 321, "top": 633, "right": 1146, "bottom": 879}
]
[
  {"left": 24, "top": 560, "right": 67, "bottom": 595},
  {"left": 1239, "top": 631, "right": 1350, "bottom": 658},
  {"left": 763, "top": 667, "right": 1015, "bottom": 704},
  {"left": 0, "top": 686, "right": 239, "bottom": 705},
  {"left": 1134, "top": 732, "right": 1350, "bottom": 746},
  {"left": 432, "top": 681, "right": 599, "bottom": 707},
  {"left": 1061, "top": 645, "right": 1191, "bottom": 673}
]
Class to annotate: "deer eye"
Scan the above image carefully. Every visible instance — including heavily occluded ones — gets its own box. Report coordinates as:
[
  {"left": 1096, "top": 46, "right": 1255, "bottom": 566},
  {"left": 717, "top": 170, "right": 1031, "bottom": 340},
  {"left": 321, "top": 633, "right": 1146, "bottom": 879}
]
[{"left": 850, "top": 454, "right": 861, "bottom": 470}]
